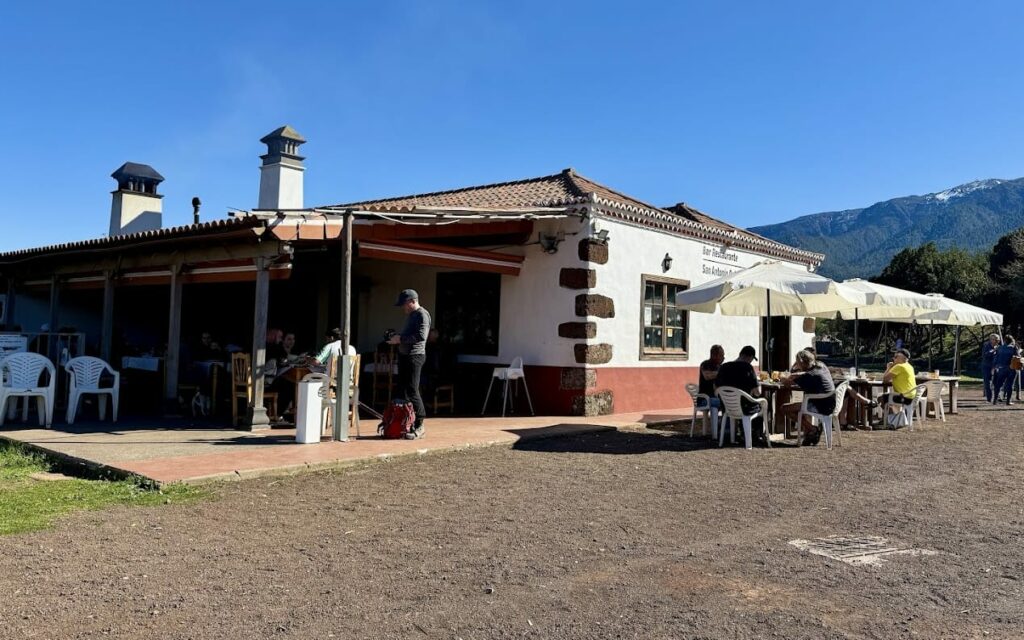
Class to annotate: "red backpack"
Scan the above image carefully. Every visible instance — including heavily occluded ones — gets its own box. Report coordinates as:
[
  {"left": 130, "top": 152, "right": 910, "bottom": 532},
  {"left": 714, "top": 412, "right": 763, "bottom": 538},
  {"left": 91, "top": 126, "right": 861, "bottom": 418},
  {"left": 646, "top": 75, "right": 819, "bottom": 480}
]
[{"left": 378, "top": 400, "right": 416, "bottom": 439}]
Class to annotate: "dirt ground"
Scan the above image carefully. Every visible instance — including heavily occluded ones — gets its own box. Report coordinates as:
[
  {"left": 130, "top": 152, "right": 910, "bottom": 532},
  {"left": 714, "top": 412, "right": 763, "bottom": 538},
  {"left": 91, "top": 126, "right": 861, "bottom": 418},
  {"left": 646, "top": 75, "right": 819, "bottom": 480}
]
[{"left": 1, "top": 387, "right": 1022, "bottom": 640}]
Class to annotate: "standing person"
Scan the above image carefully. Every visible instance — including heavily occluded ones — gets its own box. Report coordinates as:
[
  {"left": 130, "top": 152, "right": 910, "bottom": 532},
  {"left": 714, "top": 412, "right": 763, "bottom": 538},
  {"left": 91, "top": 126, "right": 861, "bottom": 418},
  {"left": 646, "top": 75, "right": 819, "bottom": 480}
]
[
  {"left": 992, "top": 336, "right": 1021, "bottom": 405},
  {"left": 698, "top": 345, "right": 725, "bottom": 411},
  {"left": 714, "top": 345, "right": 766, "bottom": 446},
  {"left": 881, "top": 348, "right": 916, "bottom": 427},
  {"left": 387, "top": 289, "right": 431, "bottom": 439},
  {"left": 981, "top": 333, "right": 1001, "bottom": 403}
]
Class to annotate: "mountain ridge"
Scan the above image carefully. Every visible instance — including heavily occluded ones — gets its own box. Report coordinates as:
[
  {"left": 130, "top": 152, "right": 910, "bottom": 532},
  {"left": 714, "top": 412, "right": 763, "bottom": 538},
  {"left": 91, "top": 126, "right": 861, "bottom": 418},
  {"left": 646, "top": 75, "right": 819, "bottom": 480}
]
[{"left": 749, "top": 176, "right": 1024, "bottom": 280}]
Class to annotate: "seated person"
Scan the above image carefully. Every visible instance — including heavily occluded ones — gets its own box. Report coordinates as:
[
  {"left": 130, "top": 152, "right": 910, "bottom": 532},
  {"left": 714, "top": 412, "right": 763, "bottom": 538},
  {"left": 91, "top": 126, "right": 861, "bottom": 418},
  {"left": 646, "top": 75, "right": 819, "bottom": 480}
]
[
  {"left": 714, "top": 345, "right": 765, "bottom": 445},
  {"left": 264, "top": 328, "right": 294, "bottom": 419},
  {"left": 282, "top": 332, "right": 302, "bottom": 363},
  {"left": 698, "top": 344, "right": 725, "bottom": 410},
  {"left": 779, "top": 350, "right": 835, "bottom": 445},
  {"left": 193, "top": 332, "right": 224, "bottom": 362},
  {"left": 315, "top": 328, "right": 358, "bottom": 381},
  {"left": 880, "top": 348, "right": 916, "bottom": 426}
]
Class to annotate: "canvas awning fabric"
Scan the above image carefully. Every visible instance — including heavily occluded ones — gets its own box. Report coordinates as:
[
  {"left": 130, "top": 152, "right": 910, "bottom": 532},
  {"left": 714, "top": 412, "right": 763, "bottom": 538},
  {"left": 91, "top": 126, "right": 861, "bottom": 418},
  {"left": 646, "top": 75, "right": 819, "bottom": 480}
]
[
  {"left": 810, "top": 279, "right": 946, "bottom": 320},
  {"left": 877, "top": 294, "right": 1003, "bottom": 326},
  {"left": 357, "top": 239, "right": 525, "bottom": 276},
  {"left": 675, "top": 261, "right": 866, "bottom": 316}
]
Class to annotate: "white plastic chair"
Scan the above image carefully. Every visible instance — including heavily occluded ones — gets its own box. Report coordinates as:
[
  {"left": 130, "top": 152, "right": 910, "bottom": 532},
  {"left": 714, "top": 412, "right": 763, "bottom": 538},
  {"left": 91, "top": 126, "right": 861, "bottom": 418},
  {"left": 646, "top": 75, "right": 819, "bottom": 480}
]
[
  {"left": 796, "top": 381, "right": 848, "bottom": 450},
  {"left": 0, "top": 353, "right": 56, "bottom": 428},
  {"left": 481, "top": 356, "right": 534, "bottom": 417},
  {"left": 685, "top": 383, "right": 719, "bottom": 438},
  {"left": 716, "top": 386, "right": 769, "bottom": 450},
  {"left": 916, "top": 379, "right": 947, "bottom": 422},
  {"left": 884, "top": 383, "right": 927, "bottom": 431},
  {"left": 303, "top": 368, "right": 361, "bottom": 438},
  {"left": 65, "top": 356, "right": 120, "bottom": 424}
]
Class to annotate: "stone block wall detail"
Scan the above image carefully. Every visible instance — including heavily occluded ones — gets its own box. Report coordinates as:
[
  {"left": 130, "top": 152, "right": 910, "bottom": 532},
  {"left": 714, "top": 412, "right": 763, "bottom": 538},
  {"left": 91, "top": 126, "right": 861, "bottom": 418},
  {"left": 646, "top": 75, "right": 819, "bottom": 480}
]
[
  {"left": 558, "top": 321, "right": 596, "bottom": 339},
  {"left": 559, "top": 267, "right": 596, "bottom": 289},
  {"left": 578, "top": 239, "right": 609, "bottom": 264},
  {"left": 559, "top": 367, "right": 597, "bottom": 390},
  {"left": 574, "top": 343, "right": 613, "bottom": 364},
  {"left": 575, "top": 294, "right": 614, "bottom": 318},
  {"left": 571, "top": 390, "right": 614, "bottom": 416}
]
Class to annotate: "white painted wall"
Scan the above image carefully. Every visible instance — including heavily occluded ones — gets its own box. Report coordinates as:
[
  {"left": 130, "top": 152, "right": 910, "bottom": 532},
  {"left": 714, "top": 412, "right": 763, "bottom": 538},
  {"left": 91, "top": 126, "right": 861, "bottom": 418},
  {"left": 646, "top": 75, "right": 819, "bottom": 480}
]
[
  {"left": 350, "top": 215, "right": 815, "bottom": 370},
  {"left": 258, "top": 163, "right": 304, "bottom": 210},
  {"left": 109, "top": 191, "right": 162, "bottom": 237},
  {"left": 591, "top": 215, "right": 814, "bottom": 368}
]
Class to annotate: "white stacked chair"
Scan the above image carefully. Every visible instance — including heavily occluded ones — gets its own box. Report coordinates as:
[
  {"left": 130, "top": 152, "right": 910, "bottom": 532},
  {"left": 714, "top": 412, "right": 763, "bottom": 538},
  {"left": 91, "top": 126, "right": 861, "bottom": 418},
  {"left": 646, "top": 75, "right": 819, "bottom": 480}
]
[
  {"left": 685, "top": 383, "right": 719, "bottom": 438},
  {"left": 0, "top": 352, "right": 56, "bottom": 428},
  {"left": 716, "top": 386, "right": 769, "bottom": 450},
  {"left": 65, "top": 356, "right": 120, "bottom": 424},
  {"left": 916, "top": 379, "right": 947, "bottom": 422},
  {"left": 796, "top": 381, "right": 849, "bottom": 450},
  {"left": 481, "top": 356, "right": 534, "bottom": 417}
]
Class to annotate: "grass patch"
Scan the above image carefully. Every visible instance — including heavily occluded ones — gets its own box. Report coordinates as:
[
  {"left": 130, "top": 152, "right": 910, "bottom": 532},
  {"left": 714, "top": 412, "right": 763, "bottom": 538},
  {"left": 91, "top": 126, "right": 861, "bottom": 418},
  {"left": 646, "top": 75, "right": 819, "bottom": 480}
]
[{"left": 0, "top": 442, "right": 205, "bottom": 536}]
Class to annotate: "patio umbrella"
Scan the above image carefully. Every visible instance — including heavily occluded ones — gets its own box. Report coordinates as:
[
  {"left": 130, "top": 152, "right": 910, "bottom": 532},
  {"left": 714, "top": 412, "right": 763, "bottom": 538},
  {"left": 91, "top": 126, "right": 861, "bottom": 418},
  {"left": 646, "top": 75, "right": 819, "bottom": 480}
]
[
  {"left": 675, "top": 261, "right": 867, "bottom": 369},
  {"left": 872, "top": 294, "right": 1003, "bottom": 375},
  {"left": 810, "top": 280, "right": 947, "bottom": 373}
]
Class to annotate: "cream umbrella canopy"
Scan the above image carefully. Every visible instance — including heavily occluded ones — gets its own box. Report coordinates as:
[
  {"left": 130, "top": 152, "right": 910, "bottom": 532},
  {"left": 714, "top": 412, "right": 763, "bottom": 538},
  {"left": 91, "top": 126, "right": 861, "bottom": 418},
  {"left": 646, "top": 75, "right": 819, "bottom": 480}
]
[
  {"left": 810, "top": 279, "right": 949, "bottom": 372},
  {"left": 675, "top": 261, "right": 867, "bottom": 368}
]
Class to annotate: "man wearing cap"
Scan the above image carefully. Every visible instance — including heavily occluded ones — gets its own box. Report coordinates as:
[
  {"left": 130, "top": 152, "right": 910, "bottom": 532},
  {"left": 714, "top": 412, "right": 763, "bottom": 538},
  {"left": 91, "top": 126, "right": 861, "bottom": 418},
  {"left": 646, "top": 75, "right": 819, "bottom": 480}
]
[
  {"left": 881, "top": 348, "right": 916, "bottom": 425},
  {"left": 714, "top": 345, "right": 766, "bottom": 446},
  {"left": 387, "top": 289, "right": 431, "bottom": 438}
]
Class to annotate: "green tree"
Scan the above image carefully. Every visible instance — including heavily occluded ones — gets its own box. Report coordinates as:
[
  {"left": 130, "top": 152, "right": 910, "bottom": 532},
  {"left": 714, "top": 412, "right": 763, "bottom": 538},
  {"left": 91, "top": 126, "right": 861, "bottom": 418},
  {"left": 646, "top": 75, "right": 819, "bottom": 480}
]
[
  {"left": 986, "top": 227, "right": 1024, "bottom": 323},
  {"left": 874, "top": 242, "right": 990, "bottom": 305}
]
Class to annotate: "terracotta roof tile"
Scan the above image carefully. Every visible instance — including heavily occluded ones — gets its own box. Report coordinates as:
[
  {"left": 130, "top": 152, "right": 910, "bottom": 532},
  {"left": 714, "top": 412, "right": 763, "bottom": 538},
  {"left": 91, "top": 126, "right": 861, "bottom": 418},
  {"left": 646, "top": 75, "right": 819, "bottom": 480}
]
[{"left": 324, "top": 169, "right": 821, "bottom": 265}]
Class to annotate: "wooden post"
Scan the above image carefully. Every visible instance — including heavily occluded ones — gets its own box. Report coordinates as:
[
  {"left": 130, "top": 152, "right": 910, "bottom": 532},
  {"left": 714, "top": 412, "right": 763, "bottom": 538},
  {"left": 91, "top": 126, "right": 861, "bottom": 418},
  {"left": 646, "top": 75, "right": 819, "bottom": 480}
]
[
  {"left": 3, "top": 277, "right": 15, "bottom": 328},
  {"left": 333, "top": 212, "right": 353, "bottom": 441},
  {"left": 164, "top": 264, "right": 184, "bottom": 413},
  {"left": 47, "top": 276, "right": 61, "bottom": 362},
  {"left": 246, "top": 257, "right": 272, "bottom": 430},
  {"left": 101, "top": 271, "right": 115, "bottom": 363}
]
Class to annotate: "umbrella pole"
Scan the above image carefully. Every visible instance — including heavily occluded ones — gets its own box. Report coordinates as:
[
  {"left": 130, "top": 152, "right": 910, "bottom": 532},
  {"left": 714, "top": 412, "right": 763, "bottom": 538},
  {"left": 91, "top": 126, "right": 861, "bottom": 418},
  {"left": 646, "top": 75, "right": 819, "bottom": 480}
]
[
  {"left": 853, "top": 308, "right": 859, "bottom": 375},
  {"left": 766, "top": 289, "right": 772, "bottom": 371},
  {"left": 953, "top": 325, "right": 961, "bottom": 377},
  {"left": 928, "top": 320, "right": 933, "bottom": 371}
]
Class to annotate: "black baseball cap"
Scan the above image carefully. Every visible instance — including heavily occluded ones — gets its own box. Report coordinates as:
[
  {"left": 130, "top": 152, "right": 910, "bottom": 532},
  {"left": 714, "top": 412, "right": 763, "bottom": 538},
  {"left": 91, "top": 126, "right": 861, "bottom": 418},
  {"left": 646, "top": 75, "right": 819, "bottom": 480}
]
[
  {"left": 894, "top": 348, "right": 911, "bottom": 359},
  {"left": 395, "top": 289, "right": 419, "bottom": 306},
  {"left": 740, "top": 345, "right": 757, "bottom": 361}
]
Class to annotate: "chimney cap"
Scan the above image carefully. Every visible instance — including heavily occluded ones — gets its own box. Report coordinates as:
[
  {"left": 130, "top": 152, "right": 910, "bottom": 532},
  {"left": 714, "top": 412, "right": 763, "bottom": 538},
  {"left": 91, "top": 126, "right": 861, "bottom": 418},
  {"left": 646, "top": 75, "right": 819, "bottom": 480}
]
[
  {"left": 260, "top": 125, "right": 306, "bottom": 144},
  {"left": 111, "top": 162, "right": 164, "bottom": 183}
]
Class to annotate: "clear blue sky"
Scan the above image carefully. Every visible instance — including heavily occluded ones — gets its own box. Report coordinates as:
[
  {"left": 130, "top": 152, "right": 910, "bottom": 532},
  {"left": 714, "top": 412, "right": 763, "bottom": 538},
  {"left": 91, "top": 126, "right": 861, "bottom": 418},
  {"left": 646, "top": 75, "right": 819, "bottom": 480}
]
[{"left": 2, "top": 1, "right": 1022, "bottom": 251}]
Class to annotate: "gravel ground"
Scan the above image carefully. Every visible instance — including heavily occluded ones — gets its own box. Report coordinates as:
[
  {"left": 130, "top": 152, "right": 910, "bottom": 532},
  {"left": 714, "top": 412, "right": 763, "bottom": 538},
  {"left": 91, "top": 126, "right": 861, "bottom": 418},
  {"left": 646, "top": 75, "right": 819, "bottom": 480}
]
[{"left": 1, "top": 387, "right": 1022, "bottom": 640}]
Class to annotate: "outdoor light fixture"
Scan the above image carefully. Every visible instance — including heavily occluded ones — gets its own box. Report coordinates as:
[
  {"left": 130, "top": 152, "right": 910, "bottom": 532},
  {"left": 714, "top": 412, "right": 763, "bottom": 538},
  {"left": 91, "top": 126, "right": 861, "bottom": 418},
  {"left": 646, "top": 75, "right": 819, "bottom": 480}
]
[
  {"left": 538, "top": 231, "right": 565, "bottom": 254},
  {"left": 593, "top": 228, "right": 610, "bottom": 244},
  {"left": 662, "top": 252, "right": 673, "bottom": 272}
]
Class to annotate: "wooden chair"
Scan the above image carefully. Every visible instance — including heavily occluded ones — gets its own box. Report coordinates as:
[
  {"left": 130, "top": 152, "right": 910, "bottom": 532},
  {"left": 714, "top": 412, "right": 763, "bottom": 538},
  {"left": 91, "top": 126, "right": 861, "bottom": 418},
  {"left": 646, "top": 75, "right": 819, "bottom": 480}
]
[
  {"left": 433, "top": 383, "right": 455, "bottom": 414},
  {"left": 321, "top": 353, "right": 362, "bottom": 437},
  {"left": 230, "top": 352, "right": 278, "bottom": 427},
  {"left": 371, "top": 347, "right": 396, "bottom": 409}
]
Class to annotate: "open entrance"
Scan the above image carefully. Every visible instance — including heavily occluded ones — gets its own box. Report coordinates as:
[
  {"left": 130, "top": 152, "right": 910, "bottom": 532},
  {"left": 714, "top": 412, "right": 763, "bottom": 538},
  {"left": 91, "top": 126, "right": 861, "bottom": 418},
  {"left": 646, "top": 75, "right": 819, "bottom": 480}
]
[{"left": 761, "top": 316, "right": 791, "bottom": 372}]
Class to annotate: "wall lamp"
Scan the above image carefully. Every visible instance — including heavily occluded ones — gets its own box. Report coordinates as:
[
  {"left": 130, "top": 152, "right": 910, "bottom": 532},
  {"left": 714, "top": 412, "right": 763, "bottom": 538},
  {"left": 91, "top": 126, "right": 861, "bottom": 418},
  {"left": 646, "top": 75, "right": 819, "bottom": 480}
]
[
  {"left": 662, "top": 252, "right": 673, "bottom": 272},
  {"left": 593, "top": 228, "right": 610, "bottom": 245},
  {"left": 538, "top": 231, "right": 565, "bottom": 254}
]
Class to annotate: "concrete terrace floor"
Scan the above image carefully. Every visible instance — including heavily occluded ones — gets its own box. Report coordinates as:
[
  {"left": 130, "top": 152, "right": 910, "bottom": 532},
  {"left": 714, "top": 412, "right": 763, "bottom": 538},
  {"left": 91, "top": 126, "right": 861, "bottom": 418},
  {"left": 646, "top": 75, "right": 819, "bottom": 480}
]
[{"left": 0, "top": 409, "right": 691, "bottom": 485}]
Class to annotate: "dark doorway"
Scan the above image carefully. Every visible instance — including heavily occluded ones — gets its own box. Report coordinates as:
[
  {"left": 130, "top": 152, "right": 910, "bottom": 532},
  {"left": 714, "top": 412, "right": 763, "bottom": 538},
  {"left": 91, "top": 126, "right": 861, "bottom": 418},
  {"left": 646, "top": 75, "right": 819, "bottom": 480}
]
[{"left": 761, "top": 316, "right": 791, "bottom": 372}]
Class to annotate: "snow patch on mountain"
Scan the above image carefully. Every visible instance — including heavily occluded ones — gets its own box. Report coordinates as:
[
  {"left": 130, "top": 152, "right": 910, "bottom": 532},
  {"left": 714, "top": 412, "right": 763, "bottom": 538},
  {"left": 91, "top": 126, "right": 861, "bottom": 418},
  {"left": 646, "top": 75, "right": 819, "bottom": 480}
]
[{"left": 931, "top": 179, "right": 1005, "bottom": 202}]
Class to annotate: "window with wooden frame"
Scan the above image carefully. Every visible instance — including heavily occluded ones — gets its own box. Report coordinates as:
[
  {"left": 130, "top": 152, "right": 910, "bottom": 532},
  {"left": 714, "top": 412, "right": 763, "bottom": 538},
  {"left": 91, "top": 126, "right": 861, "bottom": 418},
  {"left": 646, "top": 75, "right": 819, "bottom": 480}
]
[{"left": 640, "top": 275, "right": 689, "bottom": 359}]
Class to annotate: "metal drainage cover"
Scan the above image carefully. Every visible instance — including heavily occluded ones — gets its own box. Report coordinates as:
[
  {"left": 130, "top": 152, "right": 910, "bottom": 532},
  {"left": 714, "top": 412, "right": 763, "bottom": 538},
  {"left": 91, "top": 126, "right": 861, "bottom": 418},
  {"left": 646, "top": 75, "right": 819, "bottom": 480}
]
[{"left": 789, "top": 536, "right": 937, "bottom": 566}]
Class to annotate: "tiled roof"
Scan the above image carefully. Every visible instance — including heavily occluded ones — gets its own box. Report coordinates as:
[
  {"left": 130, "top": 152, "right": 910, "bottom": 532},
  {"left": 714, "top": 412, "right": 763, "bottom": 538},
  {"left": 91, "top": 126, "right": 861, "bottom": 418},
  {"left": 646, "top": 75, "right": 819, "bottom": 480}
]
[
  {"left": 330, "top": 169, "right": 589, "bottom": 212},
  {"left": 328, "top": 169, "right": 823, "bottom": 265},
  {"left": 0, "top": 217, "right": 262, "bottom": 262}
]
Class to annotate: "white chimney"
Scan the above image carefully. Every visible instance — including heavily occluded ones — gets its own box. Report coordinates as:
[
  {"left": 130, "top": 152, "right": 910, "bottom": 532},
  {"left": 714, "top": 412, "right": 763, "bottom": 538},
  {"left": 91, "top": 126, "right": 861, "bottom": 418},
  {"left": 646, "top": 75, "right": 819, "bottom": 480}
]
[
  {"left": 258, "top": 125, "right": 305, "bottom": 210},
  {"left": 109, "top": 162, "right": 164, "bottom": 236}
]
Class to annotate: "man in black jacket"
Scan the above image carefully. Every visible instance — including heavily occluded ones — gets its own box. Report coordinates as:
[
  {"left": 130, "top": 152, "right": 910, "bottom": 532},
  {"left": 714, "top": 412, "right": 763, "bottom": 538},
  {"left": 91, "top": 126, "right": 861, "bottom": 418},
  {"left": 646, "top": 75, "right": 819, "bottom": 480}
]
[{"left": 387, "top": 289, "right": 431, "bottom": 438}]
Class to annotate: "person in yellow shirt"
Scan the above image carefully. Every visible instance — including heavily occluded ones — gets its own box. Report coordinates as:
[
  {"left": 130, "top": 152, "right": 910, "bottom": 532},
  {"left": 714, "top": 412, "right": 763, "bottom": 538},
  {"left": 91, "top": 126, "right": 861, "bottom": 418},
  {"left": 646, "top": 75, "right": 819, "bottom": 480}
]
[{"left": 882, "top": 348, "right": 916, "bottom": 427}]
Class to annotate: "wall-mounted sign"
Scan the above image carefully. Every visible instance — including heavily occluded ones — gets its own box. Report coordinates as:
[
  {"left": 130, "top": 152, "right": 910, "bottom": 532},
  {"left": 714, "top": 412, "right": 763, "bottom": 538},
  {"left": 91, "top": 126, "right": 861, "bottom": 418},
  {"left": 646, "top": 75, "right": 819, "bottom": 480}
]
[{"left": 701, "top": 244, "right": 741, "bottom": 277}]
